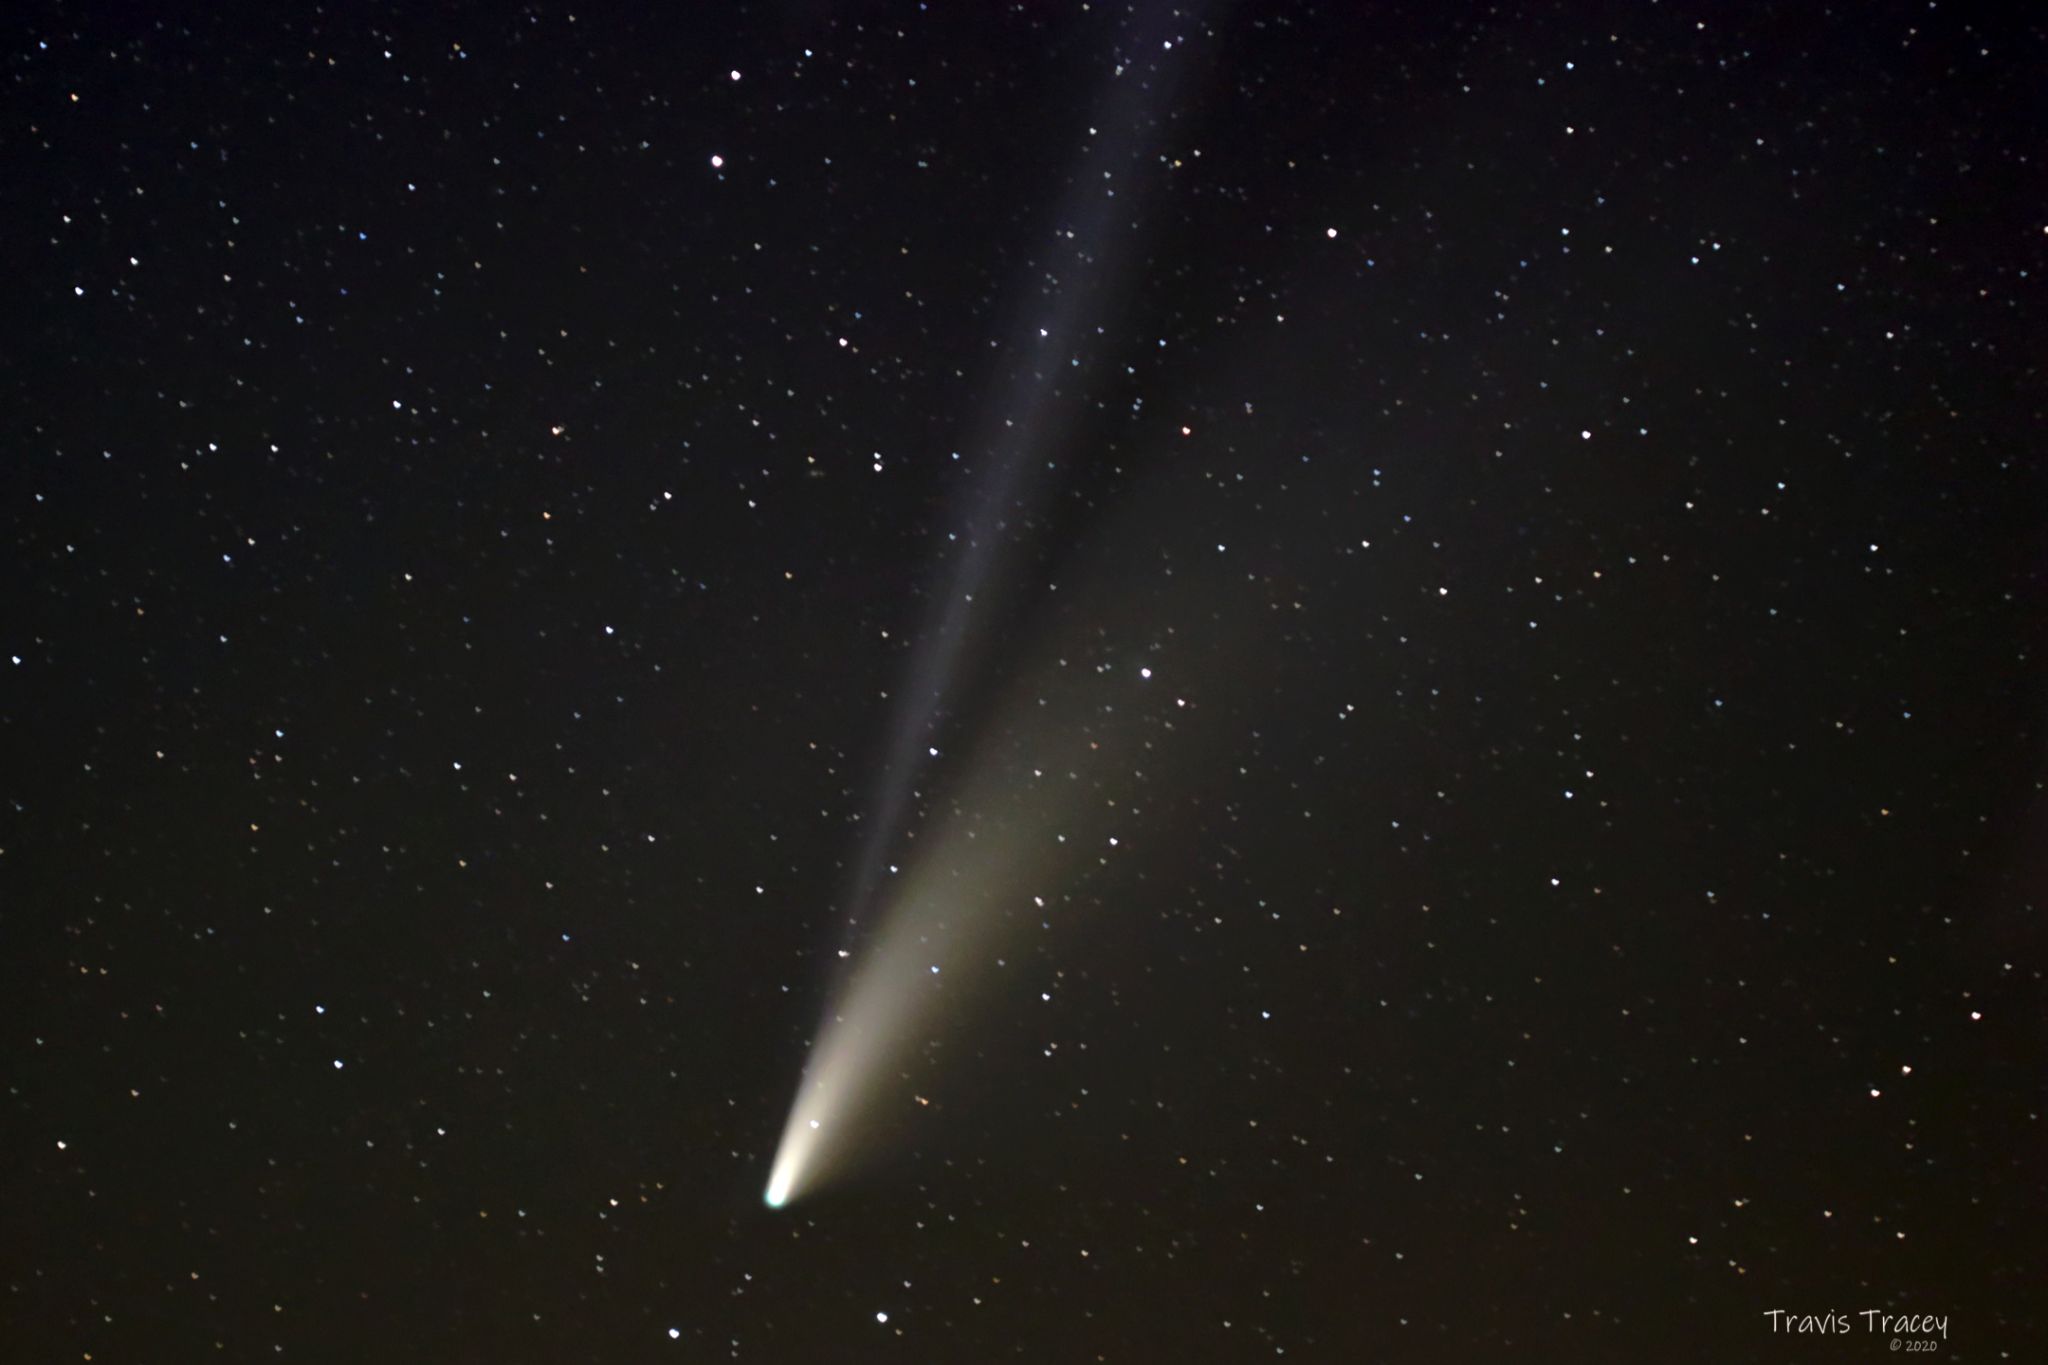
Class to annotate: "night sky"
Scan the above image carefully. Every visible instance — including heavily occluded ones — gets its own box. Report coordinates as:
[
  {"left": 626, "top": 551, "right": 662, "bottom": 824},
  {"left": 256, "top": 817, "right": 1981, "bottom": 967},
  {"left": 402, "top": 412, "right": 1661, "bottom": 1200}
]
[{"left": 5, "top": 0, "right": 2045, "bottom": 1360}]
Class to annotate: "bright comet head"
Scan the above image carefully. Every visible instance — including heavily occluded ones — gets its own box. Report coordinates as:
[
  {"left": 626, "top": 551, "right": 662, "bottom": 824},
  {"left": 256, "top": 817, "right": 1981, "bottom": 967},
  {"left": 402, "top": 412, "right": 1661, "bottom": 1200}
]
[
  {"left": 763, "top": 1066, "right": 845, "bottom": 1210},
  {"left": 762, "top": 1119, "right": 811, "bottom": 1209},
  {"left": 763, "top": 1136, "right": 800, "bottom": 1207}
]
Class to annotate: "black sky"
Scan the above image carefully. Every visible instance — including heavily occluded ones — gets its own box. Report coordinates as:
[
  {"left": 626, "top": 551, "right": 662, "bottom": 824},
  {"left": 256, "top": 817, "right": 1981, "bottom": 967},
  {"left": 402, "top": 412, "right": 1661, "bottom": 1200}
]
[{"left": 4, "top": 0, "right": 2045, "bottom": 1360}]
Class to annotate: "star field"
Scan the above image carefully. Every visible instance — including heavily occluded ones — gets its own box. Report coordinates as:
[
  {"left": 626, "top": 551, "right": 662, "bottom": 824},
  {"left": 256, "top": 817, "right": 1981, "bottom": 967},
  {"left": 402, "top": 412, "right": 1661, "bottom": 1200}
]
[{"left": 4, "top": 1, "right": 2044, "bottom": 1359}]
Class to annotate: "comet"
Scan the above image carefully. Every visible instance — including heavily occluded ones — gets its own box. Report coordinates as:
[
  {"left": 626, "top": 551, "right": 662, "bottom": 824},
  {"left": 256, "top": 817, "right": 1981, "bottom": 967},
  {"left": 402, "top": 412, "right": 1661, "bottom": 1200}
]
[
  {"left": 764, "top": 761, "right": 1060, "bottom": 1208},
  {"left": 764, "top": 0, "right": 1220, "bottom": 1210}
]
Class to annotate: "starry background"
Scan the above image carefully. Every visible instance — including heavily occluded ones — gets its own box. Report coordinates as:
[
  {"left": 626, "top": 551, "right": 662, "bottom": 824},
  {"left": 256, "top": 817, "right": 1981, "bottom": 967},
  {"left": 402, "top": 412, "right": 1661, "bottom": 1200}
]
[{"left": 4, "top": 0, "right": 2045, "bottom": 1360}]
